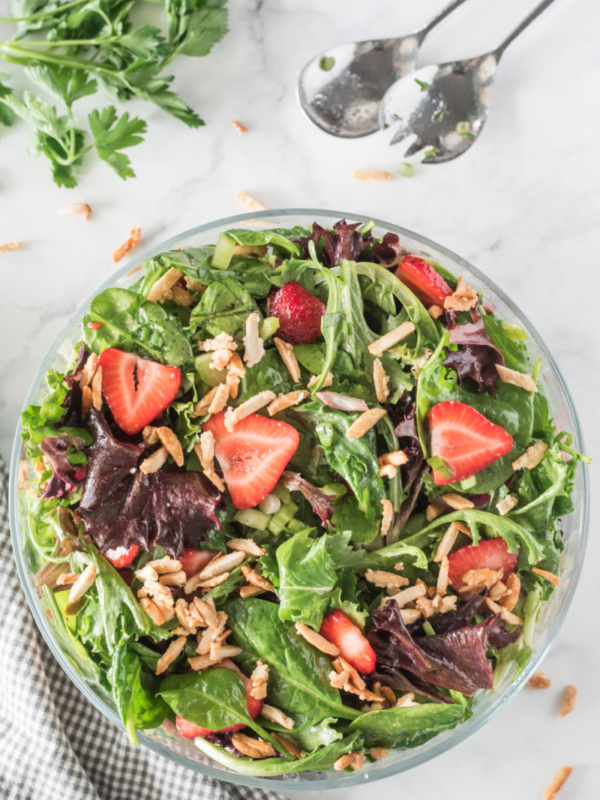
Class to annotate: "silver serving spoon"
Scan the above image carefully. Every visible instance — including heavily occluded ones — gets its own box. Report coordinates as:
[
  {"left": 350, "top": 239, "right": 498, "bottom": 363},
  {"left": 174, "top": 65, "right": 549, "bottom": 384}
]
[
  {"left": 380, "top": 0, "right": 559, "bottom": 162},
  {"left": 298, "top": 0, "right": 469, "bottom": 139}
]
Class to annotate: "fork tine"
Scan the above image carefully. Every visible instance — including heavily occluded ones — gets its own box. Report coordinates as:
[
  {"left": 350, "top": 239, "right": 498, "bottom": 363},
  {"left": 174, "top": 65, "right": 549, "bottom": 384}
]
[
  {"left": 388, "top": 124, "right": 411, "bottom": 147},
  {"left": 404, "top": 138, "right": 429, "bottom": 157}
]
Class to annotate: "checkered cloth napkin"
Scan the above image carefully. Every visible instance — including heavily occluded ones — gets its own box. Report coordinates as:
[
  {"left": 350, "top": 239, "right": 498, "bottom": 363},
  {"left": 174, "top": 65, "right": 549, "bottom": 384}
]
[{"left": 0, "top": 459, "right": 283, "bottom": 800}]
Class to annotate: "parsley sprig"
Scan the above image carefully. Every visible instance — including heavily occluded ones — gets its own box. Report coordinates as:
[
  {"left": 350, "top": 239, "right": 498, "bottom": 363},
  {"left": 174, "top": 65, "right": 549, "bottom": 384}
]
[{"left": 0, "top": 0, "right": 228, "bottom": 187}]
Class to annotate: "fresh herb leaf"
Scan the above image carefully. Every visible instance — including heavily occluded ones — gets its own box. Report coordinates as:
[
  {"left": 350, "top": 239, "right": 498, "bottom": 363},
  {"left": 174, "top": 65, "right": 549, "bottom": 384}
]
[{"left": 88, "top": 106, "right": 146, "bottom": 179}]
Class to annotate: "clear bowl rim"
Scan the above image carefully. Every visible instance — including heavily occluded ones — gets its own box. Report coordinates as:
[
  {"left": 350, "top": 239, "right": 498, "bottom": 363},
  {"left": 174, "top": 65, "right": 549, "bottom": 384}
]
[{"left": 8, "top": 207, "right": 590, "bottom": 790}]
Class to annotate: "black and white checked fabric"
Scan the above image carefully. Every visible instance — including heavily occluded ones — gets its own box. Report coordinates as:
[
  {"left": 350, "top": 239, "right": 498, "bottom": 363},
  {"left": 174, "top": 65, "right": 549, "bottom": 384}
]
[{"left": 0, "top": 459, "right": 284, "bottom": 800}]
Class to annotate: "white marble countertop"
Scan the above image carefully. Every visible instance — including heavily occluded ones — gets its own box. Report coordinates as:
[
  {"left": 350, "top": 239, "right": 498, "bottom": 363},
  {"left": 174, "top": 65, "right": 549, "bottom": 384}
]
[{"left": 1, "top": 0, "right": 598, "bottom": 797}]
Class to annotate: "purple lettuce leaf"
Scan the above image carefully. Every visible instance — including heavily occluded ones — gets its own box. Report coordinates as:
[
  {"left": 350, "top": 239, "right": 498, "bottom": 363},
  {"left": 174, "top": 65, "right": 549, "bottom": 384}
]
[
  {"left": 293, "top": 220, "right": 371, "bottom": 267},
  {"left": 373, "top": 669, "right": 452, "bottom": 704},
  {"left": 38, "top": 434, "right": 87, "bottom": 499},
  {"left": 280, "top": 471, "right": 334, "bottom": 526},
  {"left": 77, "top": 409, "right": 221, "bottom": 556},
  {"left": 372, "top": 232, "right": 405, "bottom": 266},
  {"left": 443, "top": 311, "right": 505, "bottom": 396},
  {"left": 59, "top": 343, "right": 87, "bottom": 427},
  {"left": 369, "top": 599, "right": 520, "bottom": 695},
  {"left": 389, "top": 394, "right": 425, "bottom": 492}
]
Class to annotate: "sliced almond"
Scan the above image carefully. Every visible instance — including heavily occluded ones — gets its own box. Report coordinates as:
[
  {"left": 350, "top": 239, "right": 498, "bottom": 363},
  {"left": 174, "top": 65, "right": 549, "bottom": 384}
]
[
  {"left": 485, "top": 597, "right": 523, "bottom": 625},
  {"left": 436, "top": 556, "right": 449, "bottom": 596},
  {"left": 560, "top": 685, "right": 577, "bottom": 717},
  {"left": 184, "top": 275, "right": 207, "bottom": 294},
  {"left": 373, "top": 358, "right": 390, "bottom": 403},
  {"left": 0, "top": 240, "right": 24, "bottom": 252},
  {"left": 441, "top": 493, "right": 474, "bottom": 510},
  {"left": 139, "top": 446, "right": 168, "bottom": 474},
  {"left": 512, "top": 441, "right": 548, "bottom": 471},
  {"left": 379, "top": 450, "right": 408, "bottom": 467},
  {"left": 226, "top": 538, "right": 265, "bottom": 557},
  {"left": 273, "top": 337, "right": 301, "bottom": 382},
  {"left": 236, "top": 192, "right": 268, "bottom": 212},
  {"left": 428, "top": 304, "right": 444, "bottom": 319},
  {"left": 156, "top": 636, "right": 187, "bottom": 675},
  {"left": 496, "top": 493, "right": 518, "bottom": 516},
  {"left": 81, "top": 385, "right": 93, "bottom": 416},
  {"left": 113, "top": 227, "right": 141, "bottom": 263},
  {"left": 501, "top": 572, "right": 521, "bottom": 612},
  {"left": 532, "top": 567, "right": 560, "bottom": 586},
  {"left": 156, "top": 427, "right": 184, "bottom": 467},
  {"left": 59, "top": 202, "right": 92, "bottom": 221},
  {"left": 171, "top": 285, "right": 194, "bottom": 307},
  {"left": 543, "top": 766, "right": 572, "bottom": 800},
  {"left": 346, "top": 407, "right": 387, "bottom": 439},
  {"left": 199, "top": 332, "right": 237, "bottom": 352},
  {"left": 496, "top": 364, "right": 538, "bottom": 393},
  {"left": 68, "top": 564, "right": 97, "bottom": 603},
  {"left": 267, "top": 390, "right": 308, "bottom": 416},
  {"left": 140, "top": 597, "right": 165, "bottom": 626},
  {"left": 147, "top": 267, "right": 183, "bottom": 302},
  {"left": 261, "top": 704, "right": 295, "bottom": 730},
  {"left": 308, "top": 372, "right": 333, "bottom": 389},
  {"left": 295, "top": 622, "right": 340, "bottom": 656},
  {"left": 243, "top": 312, "right": 265, "bottom": 367},
  {"left": 368, "top": 322, "right": 415, "bottom": 356},
  {"left": 208, "top": 383, "right": 229, "bottom": 414},
  {"left": 352, "top": 170, "right": 394, "bottom": 182},
  {"left": 224, "top": 390, "right": 276, "bottom": 431},
  {"left": 527, "top": 670, "right": 552, "bottom": 689},
  {"left": 387, "top": 583, "right": 426, "bottom": 609},
  {"left": 365, "top": 570, "right": 409, "bottom": 589},
  {"left": 232, "top": 120, "right": 248, "bottom": 135},
  {"left": 443, "top": 275, "right": 478, "bottom": 312},
  {"left": 142, "top": 426, "right": 160, "bottom": 445},
  {"left": 381, "top": 498, "right": 394, "bottom": 537}
]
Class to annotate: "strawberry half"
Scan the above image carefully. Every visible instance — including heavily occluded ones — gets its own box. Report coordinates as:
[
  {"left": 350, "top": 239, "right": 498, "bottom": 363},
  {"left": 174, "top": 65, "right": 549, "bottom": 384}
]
[
  {"left": 98, "top": 348, "right": 181, "bottom": 435},
  {"left": 176, "top": 659, "right": 263, "bottom": 738},
  {"left": 203, "top": 411, "right": 299, "bottom": 509},
  {"left": 266, "top": 281, "right": 326, "bottom": 344},
  {"left": 179, "top": 547, "right": 216, "bottom": 579},
  {"left": 448, "top": 538, "right": 518, "bottom": 590},
  {"left": 429, "top": 401, "right": 513, "bottom": 486},
  {"left": 395, "top": 255, "right": 453, "bottom": 308},
  {"left": 319, "top": 610, "right": 376, "bottom": 675},
  {"left": 104, "top": 543, "right": 139, "bottom": 569}
]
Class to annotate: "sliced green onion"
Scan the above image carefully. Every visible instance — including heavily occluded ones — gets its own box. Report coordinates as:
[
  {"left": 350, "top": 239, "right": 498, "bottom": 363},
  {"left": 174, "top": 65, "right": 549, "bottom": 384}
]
[
  {"left": 501, "top": 321, "right": 529, "bottom": 342},
  {"left": 415, "top": 78, "right": 430, "bottom": 91},
  {"left": 234, "top": 508, "right": 271, "bottom": 531},
  {"left": 424, "top": 147, "right": 440, "bottom": 160},
  {"left": 427, "top": 455, "right": 454, "bottom": 479},
  {"left": 271, "top": 485, "right": 290, "bottom": 502},
  {"left": 459, "top": 476, "right": 477, "bottom": 490},
  {"left": 422, "top": 620, "right": 435, "bottom": 636},
  {"left": 319, "top": 56, "right": 335, "bottom": 71},
  {"left": 267, "top": 501, "right": 299, "bottom": 535},
  {"left": 321, "top": 483, "right": 347, "bottom": 497},
  {"left": 357, "top": 220, "right": 376, "bottom": 234},
  {"left": 212, "top": 233, "right": 236, "bottom": 269},
  {"left": 398, "top": 162, "right": 414, "bottom": 178},
  {"left": 260, "top": 316, "right": 280, "bottom": 341},
  {"left": 286, "top": 519, "right": 306, "bottom": 533},
  {"left": 456, "top": 120, "right": 471, "bottom": 136},
  {"left": 531, "top": 357, "right": 542, "bottom": 383}
]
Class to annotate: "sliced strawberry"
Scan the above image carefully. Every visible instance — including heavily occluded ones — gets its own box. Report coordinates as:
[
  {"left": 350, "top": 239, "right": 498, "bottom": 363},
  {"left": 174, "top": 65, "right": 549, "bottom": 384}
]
[
  {"left": 395, "top": 255, "right": 453, "bottom": 308},
  {"left": 104, "top": 543, "right": 139, "bottom": 569},
  {"left": 176, "top": 659, "right": 263, "bottom": 738},
  {"left": 266, "top": 281, "right": 326, "bottom": 344},
  {"left": 320, "top": 610, "right": 376, "bottom": 675},
  {"left": 179, "top": 547, "right": 215, "bottom": 579},
  {"left": 203, "top": 411, "right": 299, "bottom": 509},
  {"left": 429, "top": 401, "right": 513, "bottom": 486},
  {"left": 447, "top": 538, "right": 519, "bottom": 590},
  {"left": 98, "top": 348, "right": 181, "bottom": 436}
]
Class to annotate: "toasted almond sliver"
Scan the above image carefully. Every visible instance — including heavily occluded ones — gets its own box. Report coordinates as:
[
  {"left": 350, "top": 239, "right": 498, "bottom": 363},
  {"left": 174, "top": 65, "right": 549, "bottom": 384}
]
[
  {"left": 68, "top": 564, "right": 97, "bottom": 603},
  {"left": 59, "top": 202, "right": 91, "bottom": 221},
  {"left": 232, "top": 120, "right": 248, "bottom": 134},
  {"left": 145, "top": 556, "right": 182, "bottom": 574},
  {"left": 240, "top": 584, "right": 265, "bottom": 598},
  {"left": 171, "top": 285, "right": 194, "bottom": 307},
  {"left": 373, "top": 358, "right": 390, "bottom": 403},
  {"left": 272, "top": 732, "right": 305, "bottom": 759},
  {"left": 156, "top": 636, "right": 187, "bottom": 675},
  {"left": 142, "top": 425, "right": 160, "bottom": 445},
  {"left": 77, "top": 352, "right": 98, "bottom": 389},
  {"left": 501, "top": 572, "right": 521, "bottom": 612},
  {"left": 352, "top": 170, "right": 394, "bottom": 182},
  {"left": 156, "top": 427, "right": 184, "bottom": 467},
  {"left": 369, "top": 748, "right": 389, "bottom": 760},
  {"left": 308, "top": 372, "right": 333, "bottom": 389},
  {"left": 227, "top": 351, "right": 246, "bottom": 380},
  {"left": 486, "top": 597, "right": 523, "bottom": 625},
  {"left": 225, "top": 390, "right": 276, "bottom": 430},
  {"left": 250, "top": 660, "right": 269, "bottom": 700},
  {"left": 433, "top": 521, "right": 462, "bottom": 562},
  {"left": 400, "top": 608, "right": 422, "bottom": 624},
  {"left": 428, "top": 304, "right": 444, "bottom": 319},
  {"left": 267, "top": 390, "right": 309, "bottom": 416},
  {"left": 441, "top": 493, "right": 474, "bottom": 510},
  {"left": 512, "top": 441, "right": 548, "bottom": 471},
  {"left": 379, "top": 497, "right": 394, "bottom": 539},
  {"left": 159, "top": 570, "right": 186, "bottom": 587},
  {"left": 211, "top": 348, "right": 233, "bottom": 371},
  {"left": 560, "top": 685, "right": 577, "bottom": 717},
  {"left": 261, "top": 704, "right": 295, "bottom": 730},
  {"left": 527, "top": 671, "right": 552, "bottom": 689},
  {"left": 388, "top": 583, "right": 427, "bottom": 609},
  {"left": 188, "top": 654, "right": 218, "bottom": 671},
  {"left": 232, "top": 732, "right": 275, "bottom": 758},
  {"left": 295, "top": 622, "right": 340, "bottom": 656},
  {"left": 365, "top": 569, "right": 409, "bottom": 589},
  {"left": 139, "top": 446, "right": 168, "bottom": 474},
  {"left": 273, "top": 337, "right": 301, "bottom": 383},
  {"left": 196, "top": 550, "right": 246, "bottom": 582},
  {"left": 236, "top": 192, "right": 268, "bottom": 212},
  {"left": 532, "top": 567, "right": 560, "bottom": 586},
  {"left": 199, "top": 332, "right": 237, "bottom": 352},
  {"left": 243, "top": 312, "right": 265, "bottom": 368},
  {"left": 443, "top": 275, "right": 478, "bottom": 312},
  {"left": 226, "top": 538, "right": 265, "bottom": 557},
  {"left": 184, "top": 275, "right": 207, "bottom": 294},
  {"left": 436, "top": 556, "right": 449, "bottom": 596},
  {"left": 377, "top": 464, "right": 396, "bottom": 479},
  {"left": 379, "top": 450, "right": 408, "bottom": 467},
  {"left": 346, "top": 407, "right": 387, "bottom": 439},
  {"left": 140, "top": 597, "right": 165, "bottom": 626},
  {"left": 208, "top": 383, "right": 229, "bottom": 415},
  {"left": 241, "top": 565, "right": 274, "bottom": 591},
  {"left": 463, "top": 567, "right": 503, "bottom": 590},
  {"left": 193, "top": 386, "right": 219, "bottom": 417},
  {"left": 368, "top": 322, "right": 415, "bottom": 356},
  {"left": 496, "top": 364, "right": 538, "bottom": 393},
  {"left": 81, "top": 385, "right": 93, "bottom": 416},
  {"left": 426, "top": 501, "right": 444, "bottom": 522},
  {"left": 543, "top": 766, "right": 573, "bottom": 800},
  {"left": 113, "top": 227, "right": 141, "bottom": 263},
  {"left": 0, "top": 240, "right": 24, "bottom": 252},
  {"left": 497, "top": 493, "right": 518, "bottom": 516}
]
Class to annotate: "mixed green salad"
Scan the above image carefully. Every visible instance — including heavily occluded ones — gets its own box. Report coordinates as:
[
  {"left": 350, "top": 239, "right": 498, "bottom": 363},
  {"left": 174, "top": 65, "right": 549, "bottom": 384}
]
[{"left": 20, "top": 219, "right": 588, "bottom": 777}]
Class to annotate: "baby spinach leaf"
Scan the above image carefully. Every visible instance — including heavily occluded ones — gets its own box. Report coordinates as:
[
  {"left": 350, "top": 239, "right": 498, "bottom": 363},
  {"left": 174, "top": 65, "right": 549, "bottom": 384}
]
[
  {"left": 189, "top": 278, "right": 258, "bottom": 341},
  {"left": 83, "top": 288, "right": 193, "bottom": 369},
  {"left": 331, "top": 495, "right": 381, "bottom": 544},
  {"left": 226, "top": 598, "right": 360, "bottom": 727},
  {"left": 238, "top": 348, "right": 295, "bottom": 401},
  {"left": 108, "top": 644, "right": 169, "bottom": 745},
  {"left": 194, "top": 732, "right": 363, "bottom": 777},
  {"left": 276, "top": 529, "right": 338, "bottom": 629},
  {"left": 348, "top": 704, "right": 469, "bottom": 749}
]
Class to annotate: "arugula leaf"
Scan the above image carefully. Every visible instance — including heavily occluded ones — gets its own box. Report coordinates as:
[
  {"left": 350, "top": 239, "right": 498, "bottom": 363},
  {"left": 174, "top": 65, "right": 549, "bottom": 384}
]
[
  {"left": 226, "top": 598, "right": 360, "bottom": 728},
  {"left": 276, "top": 529, "right": 338, "bottom": 629},
  {"left": 83, "top": 288, "right": 194, "bottom": 369},
  {"left": 348, "top": 704, "right": 469, "bottom": 749},
  {"left": 88, "top": 106, "right": 146, "bottom": 179}
]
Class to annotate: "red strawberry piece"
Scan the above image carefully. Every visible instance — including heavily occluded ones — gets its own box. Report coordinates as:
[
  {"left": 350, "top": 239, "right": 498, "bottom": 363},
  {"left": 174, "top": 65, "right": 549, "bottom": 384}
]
[
  {"left": 266, "top": 281, "right": 326, "bottom": 344},
  {"left": 88, "top": 321, "right": 102, "bottom": 330},
  {"left": 203, "top": 411, "right": 299, "bottom": 509},
  {"left": 98, "top": 348, "right": 181, "bottom": 435},
  {"left": 447, "top": 538, "right": 519, "bottom": 590},
  {"left": 395, "top": 255, "right": 453, "bottom": 308},
  {"left": 429, "top": 401, "right": 513, "bottom": 486},
  {"left": 319, "top": 610, "right": 376, "bottom": 675},
  {"left": 179, "top": 547, "right": 216, "bottom": 579},
  {"left": 104, "top": 543, "right": 139, "bottom": 569},
  {"left": 176, "top": 659, "right": 263, "bottom": 738}
]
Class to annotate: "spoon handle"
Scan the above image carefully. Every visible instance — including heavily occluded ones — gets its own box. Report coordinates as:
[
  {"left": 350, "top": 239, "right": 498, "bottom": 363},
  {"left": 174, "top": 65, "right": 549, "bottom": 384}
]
[
  {"left": 418, "top": 0, "right": 471, "bottom": 39},
  {"left": 494, "top": 0, "right": 560, "bottom": 58}
]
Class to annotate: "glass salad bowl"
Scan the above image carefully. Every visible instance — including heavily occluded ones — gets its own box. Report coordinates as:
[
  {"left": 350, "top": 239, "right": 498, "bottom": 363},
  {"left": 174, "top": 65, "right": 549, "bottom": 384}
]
[{"left": 9, "top": 209, "right": 589, "bottom": 790}]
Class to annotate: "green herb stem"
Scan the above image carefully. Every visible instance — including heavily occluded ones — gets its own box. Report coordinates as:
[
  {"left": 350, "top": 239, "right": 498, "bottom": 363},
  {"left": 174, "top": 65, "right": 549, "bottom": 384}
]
[{"left": 0, "top": 0, "right": 89, "bottom": 24}]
